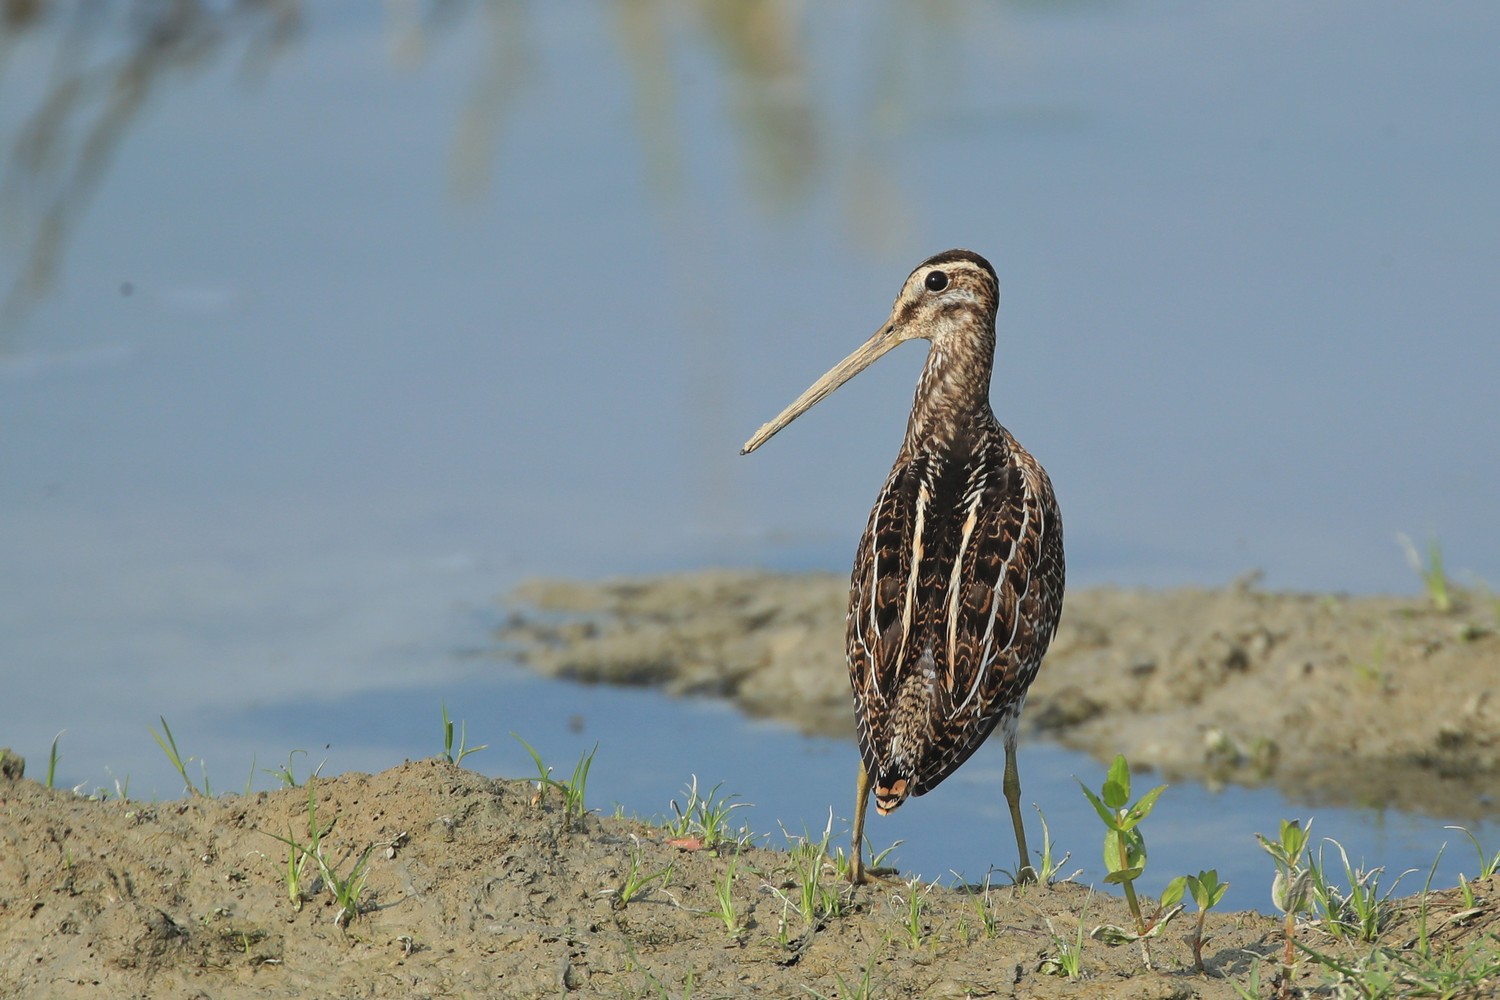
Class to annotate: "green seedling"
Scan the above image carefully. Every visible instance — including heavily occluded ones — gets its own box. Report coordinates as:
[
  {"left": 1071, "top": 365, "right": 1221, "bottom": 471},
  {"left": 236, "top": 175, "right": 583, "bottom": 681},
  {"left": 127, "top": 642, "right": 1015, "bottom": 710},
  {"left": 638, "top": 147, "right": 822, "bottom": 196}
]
[
  {"left": 321, "top": 842, "right": 374, "bottom": 929},
  {"left": 264, "top": 781, "right": 336, "bottom": 912},
  {"left": 1300, "top": 936, "right": 1500, "bottom": 1000},
  {"left": 714, "top": 859, "right": 741, "bottom": 936},
  {"left": 1309, "top": 838, "right": 1411, "bottom": 942},
  {"left": 149, "top": 716, "right": 210, "bottom": 797},
  {"left": 1296, "top": 847, "right": 1496, "bottom": 1000},
  {"left": 967, "top": 873, "right": 1000, "bottom": 939},
  {"left": 1399, "top": 532, "right": 1452, "bottom": 613},
  {"left": 1078, "top": 754, "right": 1178, "bottom": 969},
  {"left": 1446, "top": 825, "right": 1500, "bottom": 879},
  {"left": 560, "top": 743, "right": 596, "bottom": 830},
  {"left": 895, "top": 877, "right": 929, "bottom": 948},
  {"left": 1030, "top": 804, "right": 1081, "bottom": 885},
  {"left": 441, "top": 703, "right": 487, "bottom": 766},
  {"left": 1041, "top": 890, "right": 1092, "bottom": 979},
  {"left": 834, "top": 836, "right": 901, "bottom": 883},
  {"left": 666, "top": 776, "right": 752, "bottom": 850},
  {"left": 262, "top": 779, "right": 373, "bottom": 926},
  {"left": 512, "top": 734, "right": 596, "bottom": 831},
  {"left": 262, "top": 749, "right": 326, "bottom": 789},
  {"left": 46, "top": 731, "right": 63, "bottom": 789},
  {"left": 1162, "top": 869, "right": 1228, "bottom": 973},
  {"left": 610, "top": 840, "right": 673, "bottom": 910},
  {"left": 1256, "top": 818, "right": 1315, "bottom": 998},
  {"left": 773, "top": 814, "right": 847, "bottom": 929}
]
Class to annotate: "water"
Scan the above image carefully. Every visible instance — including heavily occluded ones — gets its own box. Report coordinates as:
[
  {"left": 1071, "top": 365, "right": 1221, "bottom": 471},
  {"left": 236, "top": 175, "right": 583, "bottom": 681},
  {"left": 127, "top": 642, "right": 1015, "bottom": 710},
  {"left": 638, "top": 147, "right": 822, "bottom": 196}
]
[{"left": 2, "top": 2, "right": 1497, "bottom": 909}]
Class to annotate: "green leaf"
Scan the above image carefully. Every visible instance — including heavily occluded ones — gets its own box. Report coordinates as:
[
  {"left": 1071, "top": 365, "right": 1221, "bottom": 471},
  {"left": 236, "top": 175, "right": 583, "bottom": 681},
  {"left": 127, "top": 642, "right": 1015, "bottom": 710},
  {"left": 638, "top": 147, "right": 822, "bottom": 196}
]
[
  {"left": 1090, "top": 923, "right": 1140, "bottom": 946},
  {"left": 1103, "top": 866, "right": 1145, "bottom": 884},
  {"left": 1255, "top": 831, "right": 1289, "bottom": 867},
  {"left": 1102, "top": 829, "right": 1129, "bottom": 874},
  {"left": 1125, "top": 783, "right": 1168, "bottom": 826},
  {"left": 1190, "top": 869, "right": 1226, "bottom": 909},
  {"left": 1077, "top": 779, "right": 1119, "bottom": 830},
  {"left": 1279, "top": 818, "right": 1310, "bottom": 859},
  {"left": 1105, "top": 754, "right": 1130, "bottom": 788},
  {"left": 1160, "top": 875, "right": 1187, "bottom": 909}
]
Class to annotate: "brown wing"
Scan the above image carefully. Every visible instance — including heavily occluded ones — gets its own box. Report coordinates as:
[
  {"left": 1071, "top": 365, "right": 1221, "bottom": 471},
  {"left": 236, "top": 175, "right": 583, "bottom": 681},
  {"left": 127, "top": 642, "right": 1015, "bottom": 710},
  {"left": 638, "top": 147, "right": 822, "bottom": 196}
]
[
  {"left": 913, "top": 442, "right": 1063, "bottom": 794},
  {"left": 847, "top": 426, "right": 1064, "bottom": 797}
]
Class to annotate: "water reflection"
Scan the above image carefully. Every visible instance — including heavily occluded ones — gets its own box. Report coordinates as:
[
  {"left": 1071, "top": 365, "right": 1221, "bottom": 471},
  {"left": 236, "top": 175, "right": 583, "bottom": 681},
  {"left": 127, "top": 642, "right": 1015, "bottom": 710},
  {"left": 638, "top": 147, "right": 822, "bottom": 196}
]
[
  {"left": 0, "top": 1, "right": 301, "bottom": 328},
  {"left": 0, "top": 0, "right": 1076, "bottom": 336}
]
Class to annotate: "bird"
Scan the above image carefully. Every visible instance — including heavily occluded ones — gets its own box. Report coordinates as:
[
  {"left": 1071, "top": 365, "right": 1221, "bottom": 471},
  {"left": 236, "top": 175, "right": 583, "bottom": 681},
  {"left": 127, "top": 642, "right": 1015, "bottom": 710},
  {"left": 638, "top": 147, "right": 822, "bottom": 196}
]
[{"left": 741, "top": 249, "right": 1064, "bottom": 883}]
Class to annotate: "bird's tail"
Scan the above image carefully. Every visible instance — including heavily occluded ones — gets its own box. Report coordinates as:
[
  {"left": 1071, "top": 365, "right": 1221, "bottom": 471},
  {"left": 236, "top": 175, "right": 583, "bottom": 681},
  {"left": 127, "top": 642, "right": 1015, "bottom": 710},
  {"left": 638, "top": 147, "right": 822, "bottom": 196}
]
[{"left": 873, "top": 772, "right": 912, "bottom": 815}]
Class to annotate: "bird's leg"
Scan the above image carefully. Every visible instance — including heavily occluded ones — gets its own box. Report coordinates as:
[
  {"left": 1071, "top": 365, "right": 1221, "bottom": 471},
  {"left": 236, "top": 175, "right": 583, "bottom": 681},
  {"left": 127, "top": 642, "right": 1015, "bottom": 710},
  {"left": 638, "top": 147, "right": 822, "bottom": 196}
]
[
  {"left": 850, "top": 759, "right": 872, "bottom": 884},
  {"left": 1004, "top": 736, "right": 1037, "bottom": 884}
]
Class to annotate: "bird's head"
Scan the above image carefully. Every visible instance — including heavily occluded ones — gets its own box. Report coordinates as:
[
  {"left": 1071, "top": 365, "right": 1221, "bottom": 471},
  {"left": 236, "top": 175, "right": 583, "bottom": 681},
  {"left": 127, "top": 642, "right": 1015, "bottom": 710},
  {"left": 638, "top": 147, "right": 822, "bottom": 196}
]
[{"left": 741, "top": 249, "right": 998, "bottom": 455}]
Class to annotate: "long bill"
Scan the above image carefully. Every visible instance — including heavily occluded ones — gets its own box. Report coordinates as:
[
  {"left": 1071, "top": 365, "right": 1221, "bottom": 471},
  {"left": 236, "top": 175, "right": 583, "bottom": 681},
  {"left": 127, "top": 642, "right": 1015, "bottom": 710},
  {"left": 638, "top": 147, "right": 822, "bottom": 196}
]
[{"left": 740, "top": 323, "right": 906, "bottom": 455}]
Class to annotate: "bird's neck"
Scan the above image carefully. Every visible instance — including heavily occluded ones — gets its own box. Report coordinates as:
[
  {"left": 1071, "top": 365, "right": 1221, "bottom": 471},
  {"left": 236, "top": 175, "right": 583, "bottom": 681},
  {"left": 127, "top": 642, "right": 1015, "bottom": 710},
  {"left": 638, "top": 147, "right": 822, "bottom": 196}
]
[{"left": 903, "top": 329, "right": 997, "bottom": 451}]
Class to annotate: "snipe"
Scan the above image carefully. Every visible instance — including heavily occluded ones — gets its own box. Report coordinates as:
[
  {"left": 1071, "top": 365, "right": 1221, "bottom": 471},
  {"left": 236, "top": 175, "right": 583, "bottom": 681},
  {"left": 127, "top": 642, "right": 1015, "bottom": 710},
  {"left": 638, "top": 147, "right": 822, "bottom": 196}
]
[{"left": 742, "top": 249, "right": 1065, "bottom": 883}]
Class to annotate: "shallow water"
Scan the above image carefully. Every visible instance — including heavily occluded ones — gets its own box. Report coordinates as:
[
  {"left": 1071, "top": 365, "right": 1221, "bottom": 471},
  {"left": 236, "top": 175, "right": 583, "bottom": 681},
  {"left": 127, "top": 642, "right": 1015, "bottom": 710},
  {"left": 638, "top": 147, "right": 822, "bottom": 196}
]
[{"left": 3, "top": 2, "right": 1498, "bottom": 910}]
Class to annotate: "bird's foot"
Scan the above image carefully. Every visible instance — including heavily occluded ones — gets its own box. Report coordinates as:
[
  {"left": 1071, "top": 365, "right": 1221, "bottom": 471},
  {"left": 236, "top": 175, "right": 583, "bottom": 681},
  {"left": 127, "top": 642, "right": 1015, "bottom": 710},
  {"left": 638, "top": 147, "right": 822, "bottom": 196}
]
[{"left": 848, "top": 863, "right": 903, "bottom": 885}]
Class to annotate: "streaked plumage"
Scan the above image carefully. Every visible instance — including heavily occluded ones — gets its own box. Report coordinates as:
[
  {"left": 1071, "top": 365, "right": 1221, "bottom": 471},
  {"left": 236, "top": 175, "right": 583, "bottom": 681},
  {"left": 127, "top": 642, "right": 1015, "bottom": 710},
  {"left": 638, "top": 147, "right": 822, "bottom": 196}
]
[{"left": 742, "top": 249, "right": 1064, "bottom": 882}]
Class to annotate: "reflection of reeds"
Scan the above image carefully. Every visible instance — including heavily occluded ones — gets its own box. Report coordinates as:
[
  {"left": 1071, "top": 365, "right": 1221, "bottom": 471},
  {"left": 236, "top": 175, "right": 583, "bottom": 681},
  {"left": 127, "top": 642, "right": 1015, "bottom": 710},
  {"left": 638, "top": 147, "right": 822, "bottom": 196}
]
[
  {"left": 0, "top": 1, "right": 302, "bottom": 334},
  {"left": 0, "top": 0, "right": 958, "bottom": 336}
]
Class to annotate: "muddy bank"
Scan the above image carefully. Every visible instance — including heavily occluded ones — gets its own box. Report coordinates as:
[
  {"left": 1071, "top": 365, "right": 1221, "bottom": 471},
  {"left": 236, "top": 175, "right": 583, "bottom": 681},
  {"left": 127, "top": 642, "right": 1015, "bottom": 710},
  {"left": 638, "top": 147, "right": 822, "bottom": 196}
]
[
  {"left": 498, "top": 572, "right": 1500, "bottom": 818},
  {"left": 4, "top": 757, "right": 1495, "bottom": 998}
]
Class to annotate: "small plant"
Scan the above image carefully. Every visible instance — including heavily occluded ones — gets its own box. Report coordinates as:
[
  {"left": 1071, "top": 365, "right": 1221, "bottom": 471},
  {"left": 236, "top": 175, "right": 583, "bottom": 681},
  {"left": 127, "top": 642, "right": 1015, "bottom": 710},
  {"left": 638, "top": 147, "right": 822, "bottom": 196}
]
[
  {"left": 1078, "top": 754, "right": 1179, "bottom": 969},
  {"left": 1308, "top": 839, "right": 1410, "bottom": 942},
  {"left": 321, "top": 842, "right": 375, "bottom": 929},
  {"left": 512, "top": 734, "right": 596, "bottom": 832},
  {"left": 967, "top": 873, "right": 1000, "bottom": 939},
  {"left": 559, "top": 743, "right": 597, "bottom": 830},
  {"left": 610, "top": 841, "right": 674, "bottom": 910},
  {"left": 895, "top": 877, "right": 929, "bottom": 948},
  {"left": 1029, "top": 805, "right": 1081, "bottom": 885},
  {"left": 264, "top": 783, "right": 329, "bottom": 910},
  {"left": 262, "top": 749, "right": 325, "bottom": 789},
  {"left": 1399, "top": 532, "right": 1453, "bottom": 612},
  {"left": 666, "top": 776, "right": 752, "bottom": 851},
  {"left": 1447, "top": 825, "right": 1500, "bottom": 879},
  {"left": 1298, "top": 849, "right": 1498, "bottom": 1000},
  {"left": 1162, "top": 869, "right": 1228, "bottom": 973},
  {"left": 1041, "top": 890, "right": 1092, "bottom": 979},
  {"left": 714, "top": 859, "right": 741, "bottom": 937},
  {"left": 772, "top": 814, "right": 847, "bottom": 930},
  {"left": 263, "top": 779, "right": 373, "bottom": 926},
  {"left": 441, "top": 703, "right": 487, "bottom": 766},
  {"left": 46, "top": 731, "right": 63, "bottom": 789},
  {"left": 1256, "top": 818, "right": 1315, "bottom": 998},
  {"left": 149, "top": 716, "right": 210, "bottom": 797}
]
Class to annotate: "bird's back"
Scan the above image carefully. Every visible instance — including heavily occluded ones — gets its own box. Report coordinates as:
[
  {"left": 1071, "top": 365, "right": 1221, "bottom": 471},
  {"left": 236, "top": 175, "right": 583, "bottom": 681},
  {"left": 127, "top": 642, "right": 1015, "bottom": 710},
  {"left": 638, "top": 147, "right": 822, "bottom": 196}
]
[{"left": 847, "top": 417, "right": 1063, "bottom": 811}]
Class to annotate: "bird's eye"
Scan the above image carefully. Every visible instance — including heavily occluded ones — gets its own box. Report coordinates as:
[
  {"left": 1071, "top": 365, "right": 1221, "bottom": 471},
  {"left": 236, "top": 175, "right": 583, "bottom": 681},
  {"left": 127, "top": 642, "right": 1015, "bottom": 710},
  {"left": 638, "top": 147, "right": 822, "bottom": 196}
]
[{"left": 924, "top": 270, "right": 949, "bottom": 292}]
